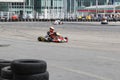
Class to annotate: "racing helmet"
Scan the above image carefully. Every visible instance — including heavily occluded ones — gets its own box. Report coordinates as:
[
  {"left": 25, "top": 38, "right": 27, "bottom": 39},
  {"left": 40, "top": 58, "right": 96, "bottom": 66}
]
[{"left": 50, "top": 26, "right": 54, "bottom": 30}]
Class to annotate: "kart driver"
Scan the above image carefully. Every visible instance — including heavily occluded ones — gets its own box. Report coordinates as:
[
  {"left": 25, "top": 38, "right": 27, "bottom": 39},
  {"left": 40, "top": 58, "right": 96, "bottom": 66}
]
[{"left": 46, "top": 26, "right": 56, "bottom": 41}]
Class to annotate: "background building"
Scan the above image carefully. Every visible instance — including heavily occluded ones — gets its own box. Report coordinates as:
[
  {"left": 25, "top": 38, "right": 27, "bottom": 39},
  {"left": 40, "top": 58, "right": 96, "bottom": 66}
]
[
  {"left": 77, "top": 0, "right": 120, "bottom": 16},
  {"left": 34, "top": 0, "right": 64, "bottom": 19},
  {"left": 34, "top": 0, "right": 76, "bottom": 19},
  {"left": 0, "top": 0, "right": 34, "bottom": 14},
  {"left": 0, "top": 0, "right": 34, "bottom": 20},
  {"left": 0, "top": 0, "right": 120, "bottom": 19}
]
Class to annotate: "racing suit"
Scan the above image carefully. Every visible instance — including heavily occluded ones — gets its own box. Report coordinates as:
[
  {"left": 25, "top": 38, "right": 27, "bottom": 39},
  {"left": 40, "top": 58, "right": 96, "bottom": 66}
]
[{"left": 45, "top": 31, "right": 56, "bottom": 41}]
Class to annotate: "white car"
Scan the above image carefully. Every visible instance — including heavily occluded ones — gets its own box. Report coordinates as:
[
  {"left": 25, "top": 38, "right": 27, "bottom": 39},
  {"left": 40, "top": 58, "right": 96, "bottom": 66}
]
[{"left": 53, "top": 20, "right": 63, "bottom": 25}]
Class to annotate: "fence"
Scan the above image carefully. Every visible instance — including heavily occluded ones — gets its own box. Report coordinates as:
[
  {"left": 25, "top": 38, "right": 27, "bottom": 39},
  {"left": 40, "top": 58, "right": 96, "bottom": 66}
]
[{"left": 0, "top": 11, "right": 120, "bottom": 22}]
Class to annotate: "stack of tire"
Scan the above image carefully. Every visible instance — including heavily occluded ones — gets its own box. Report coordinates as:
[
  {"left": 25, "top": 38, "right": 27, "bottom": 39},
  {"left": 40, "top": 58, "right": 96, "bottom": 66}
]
[
  {"left": 0, "top": 59, "right": 12, "bottom": 80},
  {"left": 0, "top": 59, "right": 49, "bottom": 80}
]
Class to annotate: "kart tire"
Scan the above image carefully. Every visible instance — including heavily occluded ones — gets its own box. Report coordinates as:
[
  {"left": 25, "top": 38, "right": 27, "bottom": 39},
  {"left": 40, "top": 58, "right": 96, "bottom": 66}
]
[
  {"left": 1, "top": 66, "right": 13, "bottom": 79},
  {"left": 0, "top": 60, "right": 12, "bottom": 76},
  {"left": 38, "top": 36, "right": 45, "bottom": 41},
  {"left": 65, "top": 37, "right": 68, "bottom": 42},
  {"left": 13, "top": 71, "right": 49, "bottom": 80},
  {"left": 11, "top": 59, "right": 47, "bottom": 75},
  {"left": 38, "top": 37, "right": 42, "bottom": 41},
  {"left": 101, "top": 21, "right": 108, "bottom": 24}
]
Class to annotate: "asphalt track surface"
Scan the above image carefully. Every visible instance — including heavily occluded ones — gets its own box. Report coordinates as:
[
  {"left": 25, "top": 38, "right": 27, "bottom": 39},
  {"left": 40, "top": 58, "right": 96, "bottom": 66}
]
[{"left": 0, "top": 22, "right": 120, "bottom": 80}]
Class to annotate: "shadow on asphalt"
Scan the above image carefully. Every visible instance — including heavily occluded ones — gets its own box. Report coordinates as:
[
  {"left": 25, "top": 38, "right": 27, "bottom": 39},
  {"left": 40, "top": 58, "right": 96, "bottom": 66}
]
[{"left": 0, "top": 44, "right": 10, "bottom": 47}]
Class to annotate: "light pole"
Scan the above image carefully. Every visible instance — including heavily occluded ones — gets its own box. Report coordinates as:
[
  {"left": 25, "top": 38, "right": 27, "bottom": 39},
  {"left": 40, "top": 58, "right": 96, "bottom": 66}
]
[
  {"left": 70, "top": 0, "right": 71, "bottom": 18},
  {"left": 23, "top": 0, "right": 25, "bottom": 15},
  {"left": 113, "top": 0, "right": 115, "bottom": 14},
  {"left": 81, "top": 0, "right": 84, "bottom": 16},
  {"left": 44, "top": 0, "right": 47, "bottom": 19},
  {"left": 105, "top": 0, "right": 109, "bottom": 14},
  {"left": 96, "top": 0, "right": 98, "bottom": 17}
]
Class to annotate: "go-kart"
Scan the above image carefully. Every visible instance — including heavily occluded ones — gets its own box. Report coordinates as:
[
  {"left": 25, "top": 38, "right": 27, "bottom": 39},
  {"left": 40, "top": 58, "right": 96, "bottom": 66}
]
[
  {"left": 38, "top": 36, "right": 68, "bottom": 43},
  {"left": 101, "top": 17, "right": 108, "bottom": 24},
  {"left": 53, "top": 20, "right": 63, "bottom": 25}
]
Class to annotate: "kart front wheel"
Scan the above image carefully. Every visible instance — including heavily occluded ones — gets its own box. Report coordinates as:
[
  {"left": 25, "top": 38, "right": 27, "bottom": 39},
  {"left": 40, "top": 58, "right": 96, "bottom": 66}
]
[
  {"left": 38, "top": 36, "right": 45, "bottom": 41},
  {"left": 65, "top": 37, "right": 68, "bottom": 42},
  {"left": 38, "top": 37, "right": 42, "bottom": 41}
]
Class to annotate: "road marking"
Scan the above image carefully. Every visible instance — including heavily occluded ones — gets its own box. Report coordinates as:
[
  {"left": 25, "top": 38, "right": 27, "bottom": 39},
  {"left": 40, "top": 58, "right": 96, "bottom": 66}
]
[{"left": 50, "top": 64, "right": 112, "bottom": 80}]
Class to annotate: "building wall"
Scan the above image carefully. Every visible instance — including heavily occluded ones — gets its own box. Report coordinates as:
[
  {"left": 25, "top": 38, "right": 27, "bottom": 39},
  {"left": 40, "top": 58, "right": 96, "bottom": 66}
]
[
  {"left": 0, "top": 3, "right": 8, "bottom": 11},
  {"left": 0, "top": 0, "right": 89, "bottom": 19},
  {"left": 34, "top": 0, "right": 64, "bottom": 19},
  {"left": 76, "top": 0, "right": 120, "bottom": 8},
  {"left": 76, "top": 0, "right": 120, "bottom": 17},
  {"left": 0, "top": 0, "right": 34, "bottom": 15},
  {"left": 0, "top": 0, "right": 24, "bottom": 2}
]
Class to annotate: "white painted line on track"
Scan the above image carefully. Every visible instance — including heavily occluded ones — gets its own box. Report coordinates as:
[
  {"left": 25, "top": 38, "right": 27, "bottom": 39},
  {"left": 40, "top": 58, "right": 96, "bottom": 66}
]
[{"left": 50, "top": 64, "right": 112, "bottom": 80}]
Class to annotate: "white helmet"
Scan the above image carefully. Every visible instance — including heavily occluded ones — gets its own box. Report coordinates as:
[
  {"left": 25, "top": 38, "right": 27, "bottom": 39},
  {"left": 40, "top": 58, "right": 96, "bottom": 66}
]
[{"left": 50, "top": 26, "right": 54, "bottom": 30}]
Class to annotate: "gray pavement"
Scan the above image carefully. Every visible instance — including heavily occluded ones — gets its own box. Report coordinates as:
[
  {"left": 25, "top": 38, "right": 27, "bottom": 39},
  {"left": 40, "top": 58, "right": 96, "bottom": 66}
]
[
  {"left": 65, "top": 21, "right": 120, "bottom": 26},
  {"left": 0, "top": 22, "right": 120, "bottom": 80}
]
